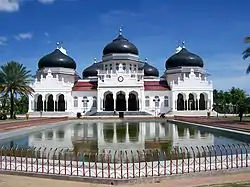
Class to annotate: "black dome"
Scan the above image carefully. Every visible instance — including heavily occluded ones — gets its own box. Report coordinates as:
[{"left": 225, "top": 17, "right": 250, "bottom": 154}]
[
  {"left": 82, "top": 63, "right": 101, "bottom": 78},
  {"left": 143, "top": 63, "right": 159, "bottom": 77},
  {"left": 138, "top": 62, "right": 159, "bottom": 77},
  {"left": 103, "top": 33, "right": 139, "bottom": 56},
  {"left": 38, "top": 49, "right": 76, "bottom": 69},
  {"left": 165, "top": 48, "right": 203, "bottom": 69}
]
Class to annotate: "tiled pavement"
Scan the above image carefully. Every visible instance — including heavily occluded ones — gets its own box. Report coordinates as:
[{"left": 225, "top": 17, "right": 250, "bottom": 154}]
[
  {"left": 174, "top": 116, "right": 250, "bottom": 132},
  {"left": 0, "top": 117, "right": 68, "bottom": 132},
  {"left": 1, "top": 172, "right": 250, "bottom": 187}
]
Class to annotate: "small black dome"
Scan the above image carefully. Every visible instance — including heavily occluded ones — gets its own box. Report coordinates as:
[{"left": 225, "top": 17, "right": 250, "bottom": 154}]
[
  {"left": 103, "top": 33, "right": 139, "bottom": 56},
  {"left": 165, "top": 48, "right": 203, "bottom": 69},
  {"left": 138, "top": 62, "right": 159, "bottom": 77},
  {"left": 143, "top": 63, "right": 159, "bottom": 77},
  {"left": 82, "top": 63, "right": 101, "bottom": 78},
  {"left": 38, "top": 49, "right": 76, "bottom": 69}
]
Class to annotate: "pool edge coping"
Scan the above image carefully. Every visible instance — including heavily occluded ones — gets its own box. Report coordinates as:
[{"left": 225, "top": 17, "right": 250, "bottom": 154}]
[{"left": 169, "top": 119, "right": 250, "bottom": 136}]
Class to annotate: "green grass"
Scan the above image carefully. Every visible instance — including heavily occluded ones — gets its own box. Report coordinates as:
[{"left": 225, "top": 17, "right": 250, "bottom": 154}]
[{"left": 212, "top": 116, "right": 250, "bottom": 122}]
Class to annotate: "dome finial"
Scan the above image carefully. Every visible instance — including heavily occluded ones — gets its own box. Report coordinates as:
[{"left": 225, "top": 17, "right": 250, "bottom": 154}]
[
  {"left": 56, "top": 42, "right": 60, "bottom": 49},
  {"left": 182, "top": 41, "right": 185, "bottom": 48},
  {"left": 145, "top": 58, "right": 148, "bottom": 62},
  {"left": 119, "top": 26, "right": 123, "bottom": 36},
  {"left": 56, "top": 41, "right": 63, "bottom": 49},
  {"left": 94, "top": 57, "right": 97, "bottom": 63}
]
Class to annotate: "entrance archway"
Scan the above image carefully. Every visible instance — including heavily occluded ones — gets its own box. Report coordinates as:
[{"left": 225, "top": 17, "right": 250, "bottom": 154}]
[
  {"left": 104, "top": 92, "right": 114, "bottom": 111},
  {"left": 128, "top": 92, "right": 138, "bottom": 111},
  {"left": 177, "top": 93, "right": 184, "bottom": 111},
  {"left": 58, "top": 94, "right": 65, "bottom": 111},
  {"left": 199, "top": 93, "right": 206, "bottom": 110},
  {"left": 36, "top": 95, "right": 43, "bottom": 111},
  {"left": 116, "top": 91, "right": 126, "bottom": 111},
  {"left": 47, "top": 94, "right": 54, "bottom": 111},
  {"left": 188, "top": 93, "right": 195, "bottom": 110}
]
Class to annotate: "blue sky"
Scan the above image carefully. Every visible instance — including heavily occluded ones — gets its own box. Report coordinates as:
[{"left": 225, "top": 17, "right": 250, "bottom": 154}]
[{"left": 0, "top": 0, "right": 250, "bottom": 92}]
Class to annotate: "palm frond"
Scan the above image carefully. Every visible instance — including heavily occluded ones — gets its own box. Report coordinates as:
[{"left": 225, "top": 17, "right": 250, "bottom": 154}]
[
  {"left": 246, "top": 65, "right": 250, "bottom": 74},
  {"left": 242, "top": 48, "right": 250, "bottom": 60},
  {"left": 244, "top": 36, "right": 250, "bottom": 43}
]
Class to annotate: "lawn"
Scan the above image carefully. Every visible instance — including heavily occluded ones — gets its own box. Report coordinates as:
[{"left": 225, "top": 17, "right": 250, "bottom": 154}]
[{"left": 213, "top": 116, "right": 250, "bottom": 122}]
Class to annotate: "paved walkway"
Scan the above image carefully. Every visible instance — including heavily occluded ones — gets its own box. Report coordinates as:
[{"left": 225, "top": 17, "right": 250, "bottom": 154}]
[
  {"left": 1, "top": 172, "right": 250, "bottom": 187},
  {"left": 0, "top": 117, "right": 68, "bottom": 132},
  {"left": 174, "top": 116, "right": 250, "bottom": 132}
]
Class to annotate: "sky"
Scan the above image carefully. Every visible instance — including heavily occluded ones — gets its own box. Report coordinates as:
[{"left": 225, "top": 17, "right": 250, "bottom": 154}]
[{"left": 0, "top": 0, "right": 250, "bottom": 92}]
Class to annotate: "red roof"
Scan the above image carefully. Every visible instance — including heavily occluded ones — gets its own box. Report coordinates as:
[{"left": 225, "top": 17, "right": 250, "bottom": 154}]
[
  {"left": 72, "top": 80, "right": 170, "bottom": 91},
  {"left": 144, "top": 81, "right": 170, "bottom": 91},
  {"left": 72, "top": 81, "right": 97, "bottom": 91}
]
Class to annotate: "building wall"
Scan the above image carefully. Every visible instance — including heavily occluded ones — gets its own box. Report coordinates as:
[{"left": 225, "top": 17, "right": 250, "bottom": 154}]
[{"left": 144, "top": 90, "right": 172, "bottom": 114}]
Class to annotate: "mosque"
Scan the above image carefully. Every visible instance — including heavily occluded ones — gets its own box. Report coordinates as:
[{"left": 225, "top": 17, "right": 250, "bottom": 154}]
[{"left": 28, "top": 28, "right": 214, "bottom": 117}]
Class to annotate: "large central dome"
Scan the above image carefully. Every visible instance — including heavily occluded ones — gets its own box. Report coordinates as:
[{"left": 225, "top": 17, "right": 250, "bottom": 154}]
[
  {"left": 102, "top": 29, "right": 139, "bottom": 56},
  {"left": 38, "top": 45, "right": 76, "bottom": 69}
]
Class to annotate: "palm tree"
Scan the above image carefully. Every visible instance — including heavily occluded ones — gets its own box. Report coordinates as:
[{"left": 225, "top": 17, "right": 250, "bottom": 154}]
[
  {"left": 0, "top": 61, "right": 34, "bottom": 119},
  {"left": 242, "top": 37, "right": 250, "bottom": 73}
]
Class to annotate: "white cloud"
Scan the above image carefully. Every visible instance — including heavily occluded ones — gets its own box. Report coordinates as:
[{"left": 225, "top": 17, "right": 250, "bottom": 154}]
[
  {"left": 37, "top": 0, "right": 56, "bottom": 4},
  {"left": 0, "top": 0, "right": 59, "bottom": 12},
  {"left": 14, "top": 32, "right": 33, "bottom": 40},
  {"left": 0, "top": 36, "right": 7, "bottom": 46},
  {"left": 0, "top": 0, "right": 19, "bottom": 12},
  {"left": 44, "top": 32, "right": 49, "bottom": 37}
]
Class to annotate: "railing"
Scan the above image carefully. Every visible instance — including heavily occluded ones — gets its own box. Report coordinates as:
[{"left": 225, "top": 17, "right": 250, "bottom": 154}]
[{"left": 0, "top": 144, "right": 250, "bottom": 179}]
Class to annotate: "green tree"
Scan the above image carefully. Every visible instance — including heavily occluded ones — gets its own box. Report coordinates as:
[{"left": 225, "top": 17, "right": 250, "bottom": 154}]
[
  {"left": 0, "top": 61, "right": 33, "bottom": 119},
  {"left": 242, "top": 36, "right": 250, "bottom": 73}
]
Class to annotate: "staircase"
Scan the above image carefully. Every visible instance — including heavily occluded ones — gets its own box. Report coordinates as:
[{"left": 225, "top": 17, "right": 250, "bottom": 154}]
[{"left": 90, "top": 111, "right": 152, "bottom": 116}]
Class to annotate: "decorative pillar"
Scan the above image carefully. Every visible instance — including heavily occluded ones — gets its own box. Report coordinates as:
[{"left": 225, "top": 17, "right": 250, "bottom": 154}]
[
  {"left": 28, "top": 96, "right": 33, "bottom": 112},
  {"left": 54, "top": 100, "right": 57, "bottom": 111},
  {"left": 172, "top": 93, "right": 176, "bottom": 111},
  {"left": 113, "top": 95, "right": 116, "bottom": 111},
  {"left": 65, "top": 94, "right": 68, "bottom": 112},
  {"left": 43, "top": 98, "right": 46, "bottom": 111},
  {"left": 197, "top": 95, "right": 200, "bottom": 111},
  {"left": 126, "top": 95, "right": 129, "bottom": 111}
]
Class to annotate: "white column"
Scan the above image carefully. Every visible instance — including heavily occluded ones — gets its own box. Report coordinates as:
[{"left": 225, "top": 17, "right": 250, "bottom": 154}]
[
  {"left": 65, "top": 94, "right": 68, "bottom": 112},
  {"left": 114, "top": 95, "right": 116, "bottom": 111},
  {"left": 197, "top": 95, "right": 200, "bottom": 110},
  {"left": 172, "top": 92, "right": 176, "bottom": 111},
  {"left": 28, "top": 96, "right": 33, "bottom": 112},
  {"left": 126, "top": 95, "right": 129, "bottom": 111},
  {"left": 210, "top": 91, "right": 213, "bottom": 109}
]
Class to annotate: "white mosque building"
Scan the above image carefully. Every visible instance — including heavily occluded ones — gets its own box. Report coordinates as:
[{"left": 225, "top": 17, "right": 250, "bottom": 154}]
[{"left": 28, "top": 28, "right": 213, "bottom": 117}]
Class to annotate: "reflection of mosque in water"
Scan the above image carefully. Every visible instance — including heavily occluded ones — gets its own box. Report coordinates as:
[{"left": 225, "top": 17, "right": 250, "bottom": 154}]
[{"left": 29, "top": 122, "right": 214, "bottom": 157}]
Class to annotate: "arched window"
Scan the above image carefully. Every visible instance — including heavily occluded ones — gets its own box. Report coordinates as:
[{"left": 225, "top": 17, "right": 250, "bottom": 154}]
[
  {"left": 145, "top": 96, "right": 150, "bottom": 107},
  {"left": 82, "top": 96, "right": 89, "bottom": 108},
  {"left": 154, "top": 96, "right": 160, "bottom": 107},
  {"left": 73, "top": 96, "right": 78, "bottom": 107},
  {"left": 164, "top": 96, "right": 169, "bottom": 107},
  {"left": 93, "top": 96, "right": 97, "bottom": 108}
]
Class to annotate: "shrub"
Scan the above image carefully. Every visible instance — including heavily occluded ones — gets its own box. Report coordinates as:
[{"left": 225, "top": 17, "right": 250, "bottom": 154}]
[{"left": 76, "top": 112, "right": 82, "bottom": 119}]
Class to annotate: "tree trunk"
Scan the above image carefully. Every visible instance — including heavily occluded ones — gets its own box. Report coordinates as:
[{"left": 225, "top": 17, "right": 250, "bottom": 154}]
[{"left": 10, "top": 91, "right": 14, "bottom": 119}]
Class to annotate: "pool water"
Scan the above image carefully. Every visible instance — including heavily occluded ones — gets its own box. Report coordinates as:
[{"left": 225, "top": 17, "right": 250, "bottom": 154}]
[{"left": 0, "top": 121, "right": 249, "bottom": 162}]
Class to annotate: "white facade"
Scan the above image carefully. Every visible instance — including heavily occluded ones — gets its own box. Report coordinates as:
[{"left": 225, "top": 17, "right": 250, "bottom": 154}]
[{"left": 28, "top": 38, "right": 214, "bottom": 117}]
